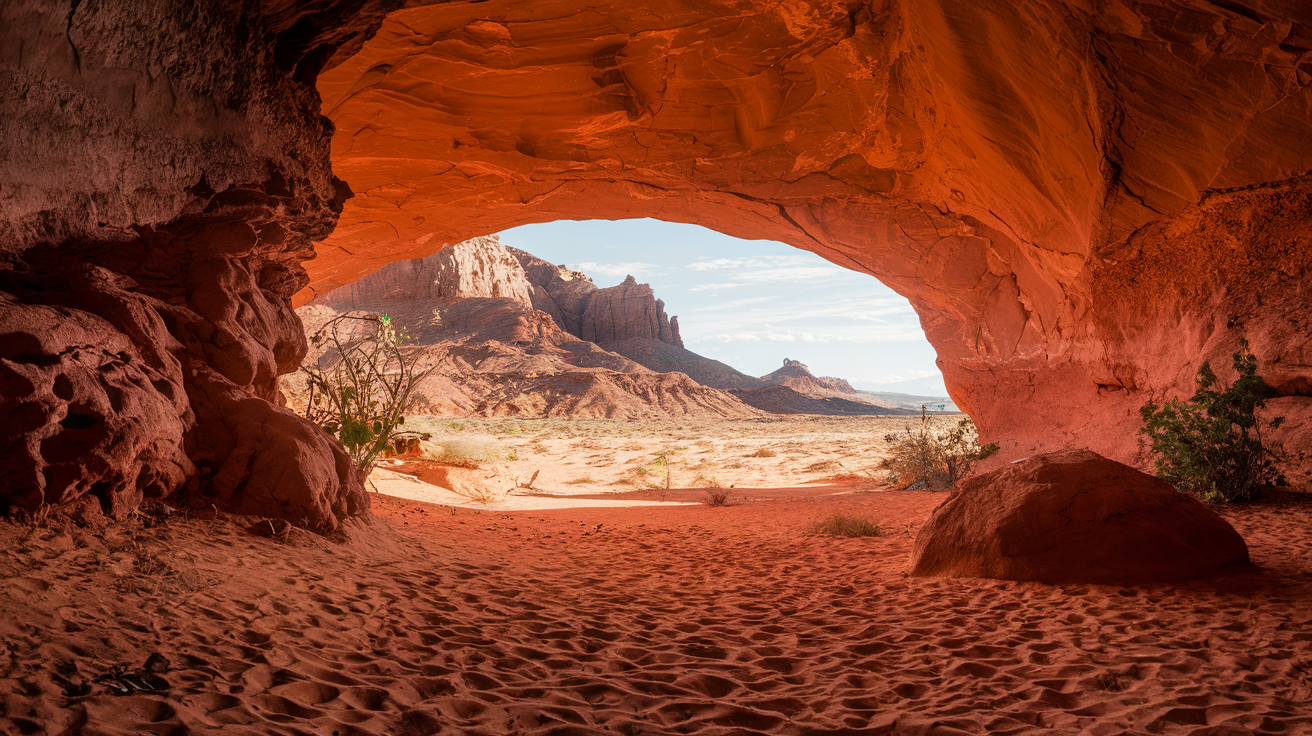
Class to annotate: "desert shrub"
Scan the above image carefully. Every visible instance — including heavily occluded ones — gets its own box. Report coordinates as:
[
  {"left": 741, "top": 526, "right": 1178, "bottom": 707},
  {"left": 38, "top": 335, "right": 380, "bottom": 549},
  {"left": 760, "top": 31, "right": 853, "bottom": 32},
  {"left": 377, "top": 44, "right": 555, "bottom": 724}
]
[
  {"left": 881, "top": 414, "right": 997, "bottom": 491},
  {"left": 702, "top": 488, "right": 732, "bottom": 507},
  {"left": 1139, "top": 339, "right": 1285, "bottom": 503},
  {"left": 420, "top": 437, "right": 504, "bottom": 468},
  {"left": 300, "top": 313, "right": 434, "bottom": 481},
  {"left": 807, "top": 513, "right": 886, "bottom": 538},
  {"left": 692, "top": 474, "right": 723, "bottom": 489},
  {"left": 747, "top": 448, "right": 777, "bottom": 458}
]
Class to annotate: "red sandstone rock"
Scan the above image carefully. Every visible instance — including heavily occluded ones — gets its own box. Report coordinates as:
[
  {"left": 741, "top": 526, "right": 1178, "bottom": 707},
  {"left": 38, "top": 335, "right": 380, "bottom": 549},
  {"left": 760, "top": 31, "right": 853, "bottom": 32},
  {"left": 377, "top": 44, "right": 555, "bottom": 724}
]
[
  {"left": 762, "top": 359, "right": 859, "bottom": 395},
  {"left": 0, "top": 0, "right": 378, "bottom": 531},
  {"left": 580, "top": 276, "right": 683, "bottom": 348},
  {"left": 510, "top": 248, "right": 685, "bottom": 349},
  {"left": 290, "top": 298, "right": 760, "bottom": 420},
  {"left": 297, "top": 239, "right": 759, "bottom": 418},
  {"left": 5, "top": 0, "right": 1312, "bottom": 529},
  {"left": 508, "top": 248, "right": 598, "bottom": 337},
  {"left": 319, "top": 236, "right": 533, "bottom": 308},
  {"left": 909, "top": 450, "right": 1253, "bottom": 584},
  {"left": 308, "top": 0, "right": 1312, "bottom": 478}
]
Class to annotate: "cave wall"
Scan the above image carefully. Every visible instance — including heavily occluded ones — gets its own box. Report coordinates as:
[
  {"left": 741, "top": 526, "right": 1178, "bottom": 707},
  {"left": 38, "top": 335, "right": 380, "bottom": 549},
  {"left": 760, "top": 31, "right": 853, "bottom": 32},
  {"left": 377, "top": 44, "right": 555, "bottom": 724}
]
[
  {"left": 309, "top": 0, "right": 1312, "bottom": 480},
  {"left": 0, "top": 0, "right": 398, "bottom": 528},
  {"left": 2, "top": 0, "right": 1309, "bottom": 529}
]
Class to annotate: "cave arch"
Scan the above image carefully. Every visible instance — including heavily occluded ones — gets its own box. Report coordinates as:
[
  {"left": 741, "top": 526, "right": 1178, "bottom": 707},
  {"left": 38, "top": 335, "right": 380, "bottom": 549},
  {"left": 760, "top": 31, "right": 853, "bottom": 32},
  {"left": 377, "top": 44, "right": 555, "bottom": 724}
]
[
  {"left": 2, "top": 0, "right": 1309, "bottom": 530},
  {"left": 308, "top": 0, "right": 1312, "bottom": 480}
]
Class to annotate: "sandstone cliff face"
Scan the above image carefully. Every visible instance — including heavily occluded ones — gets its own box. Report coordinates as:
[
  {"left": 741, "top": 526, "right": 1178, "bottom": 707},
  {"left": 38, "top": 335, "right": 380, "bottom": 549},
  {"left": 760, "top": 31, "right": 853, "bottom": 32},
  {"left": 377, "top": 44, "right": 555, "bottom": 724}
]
[
  {"left": 0, "top": 0, "right": 383, "bottom": 530},
  {"left": 7, "top": 0, "right": 1312, "bottom": 526},
  {"left": 510, "top": 248, "right": 686, "bottom": 349},
  {"left": 288, "top": 298, "right": 761, "bottom": 420},
  {"left": 507, "top": 247, "right": 597, "bottom": 336},
  {"left": 308, "top": 0, "right": 1312, "bottom": 480},
  {"left": 299, "top": 237, "right": 755, "bottom": 418},
  {"left": 318, "top": 236, "right": 533, "bottom": 308},
  {"left": 581, "top": 276, "right": 683, "bottom": 348}
]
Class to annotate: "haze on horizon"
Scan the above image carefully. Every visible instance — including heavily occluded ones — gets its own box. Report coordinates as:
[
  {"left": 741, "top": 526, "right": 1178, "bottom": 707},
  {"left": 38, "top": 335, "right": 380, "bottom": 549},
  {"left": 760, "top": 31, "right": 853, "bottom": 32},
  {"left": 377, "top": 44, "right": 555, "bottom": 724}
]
[{"left": 498, "top": 218, "right": 947, "bottom": 397}]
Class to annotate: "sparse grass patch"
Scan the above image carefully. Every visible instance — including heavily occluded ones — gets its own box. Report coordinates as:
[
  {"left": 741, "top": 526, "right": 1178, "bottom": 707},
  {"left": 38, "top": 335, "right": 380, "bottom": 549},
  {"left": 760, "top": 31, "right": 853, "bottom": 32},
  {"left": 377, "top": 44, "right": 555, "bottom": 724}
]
[
  {"left": 563, "top": 477, "right": 597, "bottom": 485},
  {"left": 453, "top": 486, "right": 503, "bottom": 504},
  {"left": 747, "top": 448, "right": 777, "bottom": 458},
  {"left": 702, "top": 488, "right": 732, "bottom": 507},
  {"left": 420, "top": 437, "right": 504, "bottom": 468},
  {"left": 807, "top": 513, "right": 886, "bottom": 538}
]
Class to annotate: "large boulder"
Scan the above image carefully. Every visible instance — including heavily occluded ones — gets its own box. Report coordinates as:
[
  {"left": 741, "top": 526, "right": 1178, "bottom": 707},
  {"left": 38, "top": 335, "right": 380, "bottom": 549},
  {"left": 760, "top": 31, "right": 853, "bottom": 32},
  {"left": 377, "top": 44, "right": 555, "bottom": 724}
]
[{"left": 909, "top": 450, "right": 1252, "bottom": 584}]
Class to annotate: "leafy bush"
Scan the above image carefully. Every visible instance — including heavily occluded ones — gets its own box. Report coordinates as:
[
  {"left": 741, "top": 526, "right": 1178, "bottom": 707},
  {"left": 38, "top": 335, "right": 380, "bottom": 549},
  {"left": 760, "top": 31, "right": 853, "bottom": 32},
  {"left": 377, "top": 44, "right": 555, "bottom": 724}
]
[
  {"left": 807, "top": 513, "right": 886, "bottom": 538},
  {"left": 300, "top": 313, "right": 433, "bottom": 481},
  {"left": 1139, "top": 339, "right": 1285, "bottom": 503},
  {"left": 881, "top": 414, "right": 998, "bottom": 491}
]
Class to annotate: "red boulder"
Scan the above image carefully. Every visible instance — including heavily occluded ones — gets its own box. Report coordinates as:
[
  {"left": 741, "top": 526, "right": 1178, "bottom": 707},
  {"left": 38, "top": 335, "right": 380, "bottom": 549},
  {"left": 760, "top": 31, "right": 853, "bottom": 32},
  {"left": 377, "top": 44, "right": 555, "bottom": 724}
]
[{"left": 909, "top": 450, "right": 1252, "bottom": 584}]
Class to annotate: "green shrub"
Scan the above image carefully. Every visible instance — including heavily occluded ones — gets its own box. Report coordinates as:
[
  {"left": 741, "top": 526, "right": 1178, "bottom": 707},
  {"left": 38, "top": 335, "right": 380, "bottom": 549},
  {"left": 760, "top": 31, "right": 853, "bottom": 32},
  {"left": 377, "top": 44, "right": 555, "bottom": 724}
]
[
  {"left": 807, "top": 513, "right": 886, "bottom": 538},
  {"left": 881, "top": 414, "right": 997, "bottom": 490},
  {"left": 1139, "top": 339, "right": 1285, "bottom": 503},
  {"left": 300, "top": 313, "right": 433, "bottom": 481}
]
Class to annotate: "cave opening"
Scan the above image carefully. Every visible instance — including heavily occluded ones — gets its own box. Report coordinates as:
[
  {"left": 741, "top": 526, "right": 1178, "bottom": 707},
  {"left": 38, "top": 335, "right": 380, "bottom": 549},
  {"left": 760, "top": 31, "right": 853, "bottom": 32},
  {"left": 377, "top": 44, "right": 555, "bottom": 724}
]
[{"left": 292, "top": 215, "right": 969, "bottom": 507}]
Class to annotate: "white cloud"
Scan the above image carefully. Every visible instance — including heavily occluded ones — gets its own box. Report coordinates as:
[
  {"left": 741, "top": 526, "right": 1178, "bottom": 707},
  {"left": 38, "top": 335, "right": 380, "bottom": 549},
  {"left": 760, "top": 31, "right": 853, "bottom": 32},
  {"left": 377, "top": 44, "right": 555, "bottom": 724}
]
[
  {"left": 687, "top": 255, "right": 815, "bottom": 271},
  {"left": 684, "top": 255, "right": 860, "bottom": 286},
  {"left": 688, "top": 282, "right": 746, "bottom": 292},
  {"left": 570, "top": 261, "right": 662, "bottom": 280}
]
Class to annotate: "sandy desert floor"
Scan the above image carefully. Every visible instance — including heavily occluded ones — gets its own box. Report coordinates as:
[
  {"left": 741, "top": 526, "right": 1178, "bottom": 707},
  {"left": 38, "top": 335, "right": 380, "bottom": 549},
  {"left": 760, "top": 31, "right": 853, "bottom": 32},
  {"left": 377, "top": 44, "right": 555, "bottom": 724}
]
[
  {"left": 1, "top": 482, "right": 1310, "bottom": 736},
  {"left": 380, "top": 415, "right": 951, "bottom": 508}
]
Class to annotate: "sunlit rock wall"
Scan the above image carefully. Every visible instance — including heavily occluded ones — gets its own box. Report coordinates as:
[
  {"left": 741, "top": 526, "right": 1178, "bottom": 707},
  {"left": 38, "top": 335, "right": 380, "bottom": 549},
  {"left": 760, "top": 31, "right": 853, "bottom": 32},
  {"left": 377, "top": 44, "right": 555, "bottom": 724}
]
[
  {"left": 311, "top": 0, "right": 1312, "bottom": 479},
  {"left": 0, "top": 0, "right": 394, "bottom": 528},
  {"left": 3, "top": 0, "right": 1310, "bottom": 529}
]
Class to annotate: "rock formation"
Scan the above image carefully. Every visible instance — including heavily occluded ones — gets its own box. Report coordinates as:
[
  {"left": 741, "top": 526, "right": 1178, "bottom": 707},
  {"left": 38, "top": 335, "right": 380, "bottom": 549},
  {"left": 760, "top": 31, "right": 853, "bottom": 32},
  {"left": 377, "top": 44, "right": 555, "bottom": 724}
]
[
  {"left": 909, "top": 450, "right": 1253, "bottom": 584},
  {"left": 0, "top": 0, "right": 379, "bottom": 531},
  {"left": 507, "top": 248, "right": 597, "bottom": 336},
  {"left": 298, "top": 238, "right": 760, "bottom": 419},
  {"left": 762, "top": 359, "right": 859, "bottom": 395},
  {"left": 509, "top": 248, "right": 684, "bottom": 349},
  {"left": 311, "top": 0, "right": 1312, "bottom": 483},
  {"left": 5, "top": 0, "right": 1311, "bottom": 527},
  {"left": 319, "top": 236, "right": 533, "bottom": 308},
  {"left": 580, "top": 276, "right": 683, "bottom": 348}
]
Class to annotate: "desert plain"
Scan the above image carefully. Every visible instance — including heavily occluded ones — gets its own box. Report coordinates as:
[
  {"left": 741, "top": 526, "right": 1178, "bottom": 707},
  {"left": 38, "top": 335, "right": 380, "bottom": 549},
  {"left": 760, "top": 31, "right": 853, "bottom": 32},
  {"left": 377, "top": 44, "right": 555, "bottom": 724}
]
[{"left": 2, "top": 414, "right": 1311, "bottom": 736}]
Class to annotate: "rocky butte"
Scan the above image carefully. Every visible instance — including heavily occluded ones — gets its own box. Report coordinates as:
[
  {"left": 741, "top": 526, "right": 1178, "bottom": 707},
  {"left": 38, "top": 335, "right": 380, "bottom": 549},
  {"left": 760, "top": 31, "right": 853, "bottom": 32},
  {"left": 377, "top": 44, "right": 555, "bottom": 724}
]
[
  {"left": 294, "top": 234, "right": 911, "bottom": 418},
  {"left": 0, "top": 0, "right": 1309, "bottom": 531}
]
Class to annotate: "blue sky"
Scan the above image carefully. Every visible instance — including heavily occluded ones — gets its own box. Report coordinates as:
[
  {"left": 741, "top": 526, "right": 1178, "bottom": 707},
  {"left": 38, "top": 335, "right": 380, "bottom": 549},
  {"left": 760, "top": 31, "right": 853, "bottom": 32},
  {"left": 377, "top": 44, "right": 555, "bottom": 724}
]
[{"left": 498, "top": 219, "right": 947, "bottom": 395}]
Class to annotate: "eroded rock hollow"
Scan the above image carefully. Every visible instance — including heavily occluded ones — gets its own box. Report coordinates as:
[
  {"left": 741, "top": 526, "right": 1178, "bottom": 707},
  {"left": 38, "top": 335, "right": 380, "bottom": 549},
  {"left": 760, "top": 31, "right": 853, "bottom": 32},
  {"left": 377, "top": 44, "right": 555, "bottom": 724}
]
[
  {"left": 311, "top": 0, "right": 1312, "bottom": 480},
  {"left": 0, "top": 0, "right": 389, "bottom": 530},
  {"left": 3, "top": 0, "right": 1310, "bottom": 528}
]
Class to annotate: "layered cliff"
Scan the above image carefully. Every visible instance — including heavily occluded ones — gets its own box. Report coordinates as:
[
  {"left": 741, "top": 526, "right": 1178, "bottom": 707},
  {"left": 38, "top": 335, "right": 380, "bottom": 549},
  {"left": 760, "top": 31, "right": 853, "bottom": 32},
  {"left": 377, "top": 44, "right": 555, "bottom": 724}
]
[
  {"left": 319, "top": 236, "right": 533, "bottom": 308},
  {"left": 508, "top": 248, "right": 685, "bottom": 349},
  {"left": 302, "top": 237, "right": 759, "bottom": 419}
]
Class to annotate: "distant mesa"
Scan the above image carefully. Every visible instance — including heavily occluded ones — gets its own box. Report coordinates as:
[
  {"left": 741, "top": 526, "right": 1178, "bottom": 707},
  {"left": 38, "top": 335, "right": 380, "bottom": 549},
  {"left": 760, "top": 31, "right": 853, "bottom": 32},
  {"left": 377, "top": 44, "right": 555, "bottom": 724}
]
[
  {"left": 296, "top": 236, "right": 932, "bottom": 418},
  {"left": 763, "top": 358, "right": 859, "bottom": 395}
]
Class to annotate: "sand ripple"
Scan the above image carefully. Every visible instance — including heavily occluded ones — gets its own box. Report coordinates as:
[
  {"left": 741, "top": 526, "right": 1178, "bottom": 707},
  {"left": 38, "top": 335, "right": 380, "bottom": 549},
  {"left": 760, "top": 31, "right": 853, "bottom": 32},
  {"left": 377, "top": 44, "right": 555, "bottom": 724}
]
[{"left": 1, "top": 489, "right": 1309, "bottom": 734}]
